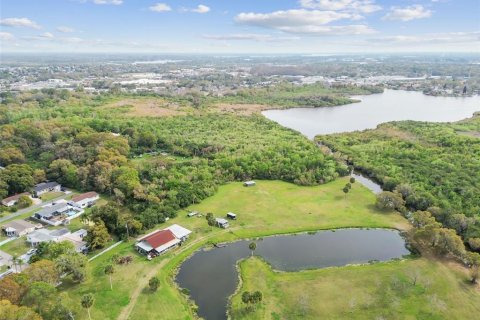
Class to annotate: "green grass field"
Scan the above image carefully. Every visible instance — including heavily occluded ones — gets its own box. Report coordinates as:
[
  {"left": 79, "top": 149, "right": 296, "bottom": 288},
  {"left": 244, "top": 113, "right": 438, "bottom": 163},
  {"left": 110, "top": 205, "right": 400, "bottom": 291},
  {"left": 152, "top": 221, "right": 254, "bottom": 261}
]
[
  {"left": 40, "top": 191, "right": 65, "bottom": 201},
  {"left": 62, "top": 178, "right": 410, "bottom": 320},
  {"left": 0, "top": 236, "right": 30, "bottom": 257},
  {"left": 230, "top": 257, "right": 480, "bottom": 320}
]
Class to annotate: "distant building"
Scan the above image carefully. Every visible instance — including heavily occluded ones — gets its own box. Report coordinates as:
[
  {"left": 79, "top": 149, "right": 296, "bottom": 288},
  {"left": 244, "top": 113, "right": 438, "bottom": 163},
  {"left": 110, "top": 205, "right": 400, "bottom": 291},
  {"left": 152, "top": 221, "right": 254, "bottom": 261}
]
[
  {"left": 135, "top": 224, "right": 192, "bottom": 257},
  {"left": 69, "top": 191, "right": 99, "bottom": 208},
  {"left": 33, "top": 182, "right": 61, "bottom": 197},
  {"left": 243, "top": 181, "right": 256, "bottom": 187},
  {"left": 2, "top": 220, "right": 37, "bottom": 237},
  {"left": 215, "top": 218, "right": 229, "bottom": 229},
  {"left": 1, "top": 192, "right": 30, "bottom": 207}
]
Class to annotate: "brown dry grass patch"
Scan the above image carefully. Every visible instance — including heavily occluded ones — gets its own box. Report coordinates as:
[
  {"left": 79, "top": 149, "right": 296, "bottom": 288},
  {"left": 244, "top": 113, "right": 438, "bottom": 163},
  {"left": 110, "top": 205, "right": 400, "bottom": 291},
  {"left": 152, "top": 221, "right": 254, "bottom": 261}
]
[
  {"left": 214, "top": 103, "right": 274, "bottom": 115},
  {"left": 104, "top": 98, "right": 186, "bottom": 117}
]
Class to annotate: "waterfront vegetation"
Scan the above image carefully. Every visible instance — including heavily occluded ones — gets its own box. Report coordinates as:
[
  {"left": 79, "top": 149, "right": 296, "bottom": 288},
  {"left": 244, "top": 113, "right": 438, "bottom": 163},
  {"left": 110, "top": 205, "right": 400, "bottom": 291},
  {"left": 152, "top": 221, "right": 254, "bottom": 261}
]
[
  {"left": 230, "top": 256, "right": 480, "bottom": 320},
  {"left": 319, "top": 114, "right": 480, "bottom": 245},
  {"left": 59, "top": 178, "right": 406, "bottom": 319},
  {"left": 0, "top": 87, "right": 479, "bottom": 320}
]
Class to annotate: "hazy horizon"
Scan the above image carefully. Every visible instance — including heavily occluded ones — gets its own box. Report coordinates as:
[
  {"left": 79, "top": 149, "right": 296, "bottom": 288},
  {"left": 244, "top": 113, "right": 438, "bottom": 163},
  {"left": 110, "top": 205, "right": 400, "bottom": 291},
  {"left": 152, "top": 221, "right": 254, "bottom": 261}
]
[{"left": 1, "top": 0, "right": 479, "bottom": 54}]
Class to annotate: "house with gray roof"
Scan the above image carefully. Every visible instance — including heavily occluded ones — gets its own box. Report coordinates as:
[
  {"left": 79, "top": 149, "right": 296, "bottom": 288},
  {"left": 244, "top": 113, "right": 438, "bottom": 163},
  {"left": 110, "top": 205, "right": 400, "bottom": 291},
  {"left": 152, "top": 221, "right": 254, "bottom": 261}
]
[{"left": 33, "top": 181, "right": 61, "bottom": 197}]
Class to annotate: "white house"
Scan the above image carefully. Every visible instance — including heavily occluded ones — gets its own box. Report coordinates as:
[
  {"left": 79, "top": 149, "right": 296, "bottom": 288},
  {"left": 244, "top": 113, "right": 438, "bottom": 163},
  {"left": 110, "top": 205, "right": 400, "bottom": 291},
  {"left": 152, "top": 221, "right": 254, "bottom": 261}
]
[
  {"left": 33, "top": 202, "right": 83, "bottom": 226},
  {"left": 2, "top": 220, "right": 37, "bottom": 237},
  {"left": 69, "top": 191, "right": 99, "bottom": 208},
  {"left": 33, "top": 182, "right": 61, "bottom": 197},
  {"left": 27, "top": 228, "right": 87, "bottom": 253},
  {"left": 27, "top": 228, "right": 70, "bottom": 246},
  {"left": 1, "top": 192, "right": 31, "bottom": 207}
]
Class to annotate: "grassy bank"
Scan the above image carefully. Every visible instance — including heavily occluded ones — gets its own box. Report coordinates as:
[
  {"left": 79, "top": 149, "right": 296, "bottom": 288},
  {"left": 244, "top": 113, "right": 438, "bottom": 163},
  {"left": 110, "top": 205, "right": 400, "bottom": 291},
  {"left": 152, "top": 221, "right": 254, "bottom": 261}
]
[
  {"left": 62, "top": 178, "right": 407, "bottom": 319},
  {"left": 230, "top": 257, "right": 480, "bottom": 319}
]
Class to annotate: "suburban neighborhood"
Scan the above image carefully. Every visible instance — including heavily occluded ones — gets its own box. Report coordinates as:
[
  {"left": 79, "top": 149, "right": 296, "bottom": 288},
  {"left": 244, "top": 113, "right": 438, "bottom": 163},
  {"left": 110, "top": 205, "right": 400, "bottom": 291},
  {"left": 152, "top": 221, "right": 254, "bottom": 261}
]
[{"left": 0, "top": 182, "right": 101, "bottom": 278}]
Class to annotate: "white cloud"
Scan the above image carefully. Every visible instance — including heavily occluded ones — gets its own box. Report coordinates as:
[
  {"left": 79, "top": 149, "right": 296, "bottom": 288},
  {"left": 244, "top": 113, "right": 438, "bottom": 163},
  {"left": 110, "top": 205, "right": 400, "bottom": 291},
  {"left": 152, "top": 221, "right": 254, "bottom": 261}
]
[
  {"left": 383, "top": 5, "right": 432, "bottom": 21},
  {"left": 0, "top": 17, "right": 41, "bottom": 29},
  {"left": 149, "top": 3, "right": 172, "bottom": 12},
  {"left": 41, "top": 32, "right": 54, "bottom": 39},
  {"left": 299, "top": 0, "right": 381, "bottom": 13},
  {"left": 0, "top": 32, "right": 14, "bottom": 41},
  {"left": 203, "top": 33, "right": 299, "bottom": 42},
  {"left": 371, "top": 31, "right": 480, "bottom": 45},
  {"left": 93, "top": 0, "right": 123, "bottom": 5},
  {"left": 57, "top": 26, "right": 74, "bottom": 33},
  {"left": 22, "top": 32, "right": 55, "bottom": 41},
  {"left": 192, "top": 4, "right": 210, "bottom": 14},
  {"left": 235, "top": 9, "right": 375, "bottom": 35}
]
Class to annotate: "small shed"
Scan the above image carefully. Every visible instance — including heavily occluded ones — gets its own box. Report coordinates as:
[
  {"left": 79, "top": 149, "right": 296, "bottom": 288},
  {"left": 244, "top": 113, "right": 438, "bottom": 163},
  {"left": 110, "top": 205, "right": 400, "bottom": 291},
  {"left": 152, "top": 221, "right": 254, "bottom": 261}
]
[
  {"left": 226, "top": 212, "right": 237, "bottom": 220},
  {"left": 243, "top": 181, "right": 256, "bottom": 187},
  {"left": 215, "top": 218, "right": 229, "bottom": 229},
  {"left": 187, "top": 211, "right": 198, "bottom": 217}
]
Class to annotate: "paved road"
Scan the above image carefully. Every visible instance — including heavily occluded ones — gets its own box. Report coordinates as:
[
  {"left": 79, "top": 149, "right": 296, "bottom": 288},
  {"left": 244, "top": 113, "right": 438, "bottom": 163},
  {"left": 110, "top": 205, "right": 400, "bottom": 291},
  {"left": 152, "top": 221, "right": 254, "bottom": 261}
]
[{"left": 0, "top": 192, "right": 70, "bottom": 224}]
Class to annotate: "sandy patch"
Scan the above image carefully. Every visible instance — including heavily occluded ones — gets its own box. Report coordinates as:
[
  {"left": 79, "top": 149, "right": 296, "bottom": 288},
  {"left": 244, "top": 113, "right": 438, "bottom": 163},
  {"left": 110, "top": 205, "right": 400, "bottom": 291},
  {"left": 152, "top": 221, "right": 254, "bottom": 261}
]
[
  {"left": 214, "top": 103, "right": 275, "bottom": 115},
  {"left": 104, "top": 98, "right": 185, "bottom": 117}
]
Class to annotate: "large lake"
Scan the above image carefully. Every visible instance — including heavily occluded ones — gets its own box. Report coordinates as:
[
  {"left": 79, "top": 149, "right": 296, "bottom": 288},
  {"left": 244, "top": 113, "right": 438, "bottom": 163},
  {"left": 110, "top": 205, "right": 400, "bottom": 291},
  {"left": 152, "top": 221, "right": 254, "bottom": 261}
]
[
  {"left": 176, "top": 229, "right": 409, "bottom": 320},
  {"left": 263, "top": 89, "right": 480, "bottom": 139}
]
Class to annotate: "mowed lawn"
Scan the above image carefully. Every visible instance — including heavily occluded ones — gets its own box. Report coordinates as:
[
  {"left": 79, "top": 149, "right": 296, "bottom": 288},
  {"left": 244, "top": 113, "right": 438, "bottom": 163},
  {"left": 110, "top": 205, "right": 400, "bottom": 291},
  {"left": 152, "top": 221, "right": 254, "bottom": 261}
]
[
  {"left": 180, "top": 178, "right": 408, "bottom": 239},
  {"left": 62, "top": 178, "right": 408, "bottom": 320},
  {"left": 230, "top": 257, "right": 480, "bottom": 320}
]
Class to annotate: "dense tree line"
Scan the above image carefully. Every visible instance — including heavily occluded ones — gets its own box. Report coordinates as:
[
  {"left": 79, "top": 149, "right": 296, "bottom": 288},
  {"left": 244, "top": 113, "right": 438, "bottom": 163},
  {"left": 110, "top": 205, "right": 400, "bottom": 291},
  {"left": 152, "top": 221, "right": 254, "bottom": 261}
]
[
  {"left": 320, "top": 115, "right": 480, "bottom": 249},
  {"left": 0, "top": 241, "right": 87, "bottom": 319},
  {"left": 0, "top": 89, "right": 348, "bottom": 238}
]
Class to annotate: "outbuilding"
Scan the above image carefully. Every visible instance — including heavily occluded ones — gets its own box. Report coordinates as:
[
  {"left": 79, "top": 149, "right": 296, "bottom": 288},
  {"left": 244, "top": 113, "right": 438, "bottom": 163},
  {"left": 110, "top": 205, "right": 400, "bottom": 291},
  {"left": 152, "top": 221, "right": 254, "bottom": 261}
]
[
  {"left": 243, "top": 181, "right": 256, "bottom": 187},
  {"left": 215, "top": 218, "right": 229, "bottom": 229},
  {"left": 226, "top": 212, "right": 237, "bottom": 220}
]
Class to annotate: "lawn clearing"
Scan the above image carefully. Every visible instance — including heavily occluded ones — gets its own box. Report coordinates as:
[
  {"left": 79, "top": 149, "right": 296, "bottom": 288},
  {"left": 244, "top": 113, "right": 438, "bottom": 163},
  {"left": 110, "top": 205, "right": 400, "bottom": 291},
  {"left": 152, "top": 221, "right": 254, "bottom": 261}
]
[
  {"left": 40, "top": 191, "right": 65, "bottom": 201},
  {"left": 0, "top": 236, "right": 30, "bottom": 257},
  {"left": 63, "top": 178, "right": 409, "bottom": 319},
  {"left": 230, "top": 257, "right": 480, "bottom": 320}
]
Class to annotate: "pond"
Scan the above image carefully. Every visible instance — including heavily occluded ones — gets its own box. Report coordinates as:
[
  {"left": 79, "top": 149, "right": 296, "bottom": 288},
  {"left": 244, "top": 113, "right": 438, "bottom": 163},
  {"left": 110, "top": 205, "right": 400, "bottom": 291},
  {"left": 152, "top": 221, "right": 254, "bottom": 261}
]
[
  {"left": 262, "top": 89, "right": 480, "bottom": 139},
  {"left": 176, "top": 229, "right": 409, "bottom": 320}
]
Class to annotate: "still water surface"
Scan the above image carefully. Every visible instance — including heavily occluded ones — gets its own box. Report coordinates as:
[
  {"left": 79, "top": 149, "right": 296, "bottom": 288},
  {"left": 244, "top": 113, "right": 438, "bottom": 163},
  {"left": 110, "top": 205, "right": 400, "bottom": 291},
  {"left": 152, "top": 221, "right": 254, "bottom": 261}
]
[
  {"left": 263, "top": 89, "right": 480, "bottom": 138},
  {"left": 176, "top": 229, "right": 409, "bottom": 320}
]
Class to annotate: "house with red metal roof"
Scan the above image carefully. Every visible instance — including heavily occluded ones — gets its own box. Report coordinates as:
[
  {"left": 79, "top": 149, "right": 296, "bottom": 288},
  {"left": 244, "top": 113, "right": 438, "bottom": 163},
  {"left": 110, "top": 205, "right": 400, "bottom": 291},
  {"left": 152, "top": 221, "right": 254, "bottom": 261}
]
[{"left": 135, "top": 224, "right": 191, "bottom": 258}]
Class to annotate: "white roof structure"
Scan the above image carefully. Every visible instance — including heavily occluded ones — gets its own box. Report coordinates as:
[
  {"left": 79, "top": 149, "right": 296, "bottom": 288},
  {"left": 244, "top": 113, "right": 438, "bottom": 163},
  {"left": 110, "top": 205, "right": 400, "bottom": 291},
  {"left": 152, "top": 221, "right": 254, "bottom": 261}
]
[
  {"left": 27, "top": 228, "right": 70, "bottom": 243},
  {"left": 216, "top": 218, "right": 229, "bottom": 224},
  {"left": 164, "top": 224, "right": 192, "bottom": 239}
]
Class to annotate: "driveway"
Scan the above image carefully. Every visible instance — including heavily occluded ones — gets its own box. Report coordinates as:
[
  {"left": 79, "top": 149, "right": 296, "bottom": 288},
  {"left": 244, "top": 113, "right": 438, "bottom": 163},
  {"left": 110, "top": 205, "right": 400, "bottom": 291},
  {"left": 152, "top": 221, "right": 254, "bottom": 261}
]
[
  {"left": 0, "top": 249, "right": 12, "bottom": 267},
  {"left": 0, "top": 191, "right": 71, "bottom": 224}
]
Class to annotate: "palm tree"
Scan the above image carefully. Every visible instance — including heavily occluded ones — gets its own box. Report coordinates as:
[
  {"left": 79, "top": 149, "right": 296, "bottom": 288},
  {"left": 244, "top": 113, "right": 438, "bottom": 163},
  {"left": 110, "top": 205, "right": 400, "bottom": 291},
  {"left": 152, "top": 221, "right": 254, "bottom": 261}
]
[
  {"left": 81, "top": 293, "right": 94, "bottom": 320},
  {"left": 248, "top": 242, "right": 256, "bottom": 256},
  {"left": 10, "top": 255, "right": 18, "bottom": 272},
  {"left": 104, "top": 264, "right": 115, "bottom": 290}
]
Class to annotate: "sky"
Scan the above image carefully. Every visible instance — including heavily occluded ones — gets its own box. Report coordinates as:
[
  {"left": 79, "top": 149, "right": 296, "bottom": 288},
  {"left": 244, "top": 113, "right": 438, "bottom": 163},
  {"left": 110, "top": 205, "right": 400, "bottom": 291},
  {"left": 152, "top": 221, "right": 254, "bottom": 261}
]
[{"left": 0, "top": 0, "right": 479, "bottom": 54}]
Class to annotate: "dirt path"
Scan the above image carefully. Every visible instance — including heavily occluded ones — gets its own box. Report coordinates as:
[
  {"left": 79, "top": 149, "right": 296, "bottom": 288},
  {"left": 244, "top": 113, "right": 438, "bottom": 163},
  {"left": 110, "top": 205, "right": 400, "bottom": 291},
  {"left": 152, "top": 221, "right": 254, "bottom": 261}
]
[{"left": 116, "top": 230, "right": 236, "bottom": 320}]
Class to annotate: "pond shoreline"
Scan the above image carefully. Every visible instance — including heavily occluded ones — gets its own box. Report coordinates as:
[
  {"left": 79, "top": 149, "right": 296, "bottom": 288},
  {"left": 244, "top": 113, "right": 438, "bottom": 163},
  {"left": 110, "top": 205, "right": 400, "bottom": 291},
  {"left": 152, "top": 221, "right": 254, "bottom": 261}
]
[{"left": 176, "top": 227, "right": 410, "bottom": 320}]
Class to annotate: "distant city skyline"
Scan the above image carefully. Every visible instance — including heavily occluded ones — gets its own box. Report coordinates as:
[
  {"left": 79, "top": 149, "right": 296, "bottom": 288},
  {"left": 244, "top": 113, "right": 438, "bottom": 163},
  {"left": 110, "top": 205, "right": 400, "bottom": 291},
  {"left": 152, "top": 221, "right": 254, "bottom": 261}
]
[{"left": 1, "top": 0, "right": 479, "bottom": 53}]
